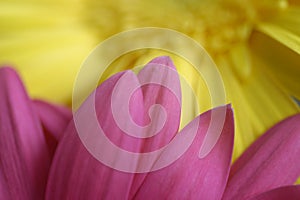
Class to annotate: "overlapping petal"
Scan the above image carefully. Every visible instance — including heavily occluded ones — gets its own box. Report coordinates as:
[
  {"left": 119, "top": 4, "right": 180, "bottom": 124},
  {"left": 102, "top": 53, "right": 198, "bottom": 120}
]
[
  {"left": 0, "top": 67, "right": 50, "bottom": 199},
  {"left": 249, "top": 185, "right": 300, "bottom": 200},
  {"left": 34, "top": 100, "right": 72, "bottom": 141},
  {"left": 250, "top": 29, "right": 300, "bottom": 100},
  {"left": 46, "top": 57, "right": 182, "bottom": 199},
  {"left": 1, "top": 57, "right": 299, "bottom": 199},
  {"left": 257, "top": 6, "right": 300, "bottom": 55},
  {"left": 1, "top": 0, "right": 300, "bottom": 163},
  {"left": 134, "top": 105, "right": 234, "bottom": 200},
  {"left": 218, "top": 51, "right": 299, "bottom": 159},
  {"left": 33, "top": 100, "right": 72, "bottom": 157},
  {"left": 46, "top": 72, "right": 138, "bottom": 200},
  {"left": 46, "top": 56, "right": 235, "bottom": 200},
  {"left": 223, "top": 113, "right": 300, "bottom": 200}
]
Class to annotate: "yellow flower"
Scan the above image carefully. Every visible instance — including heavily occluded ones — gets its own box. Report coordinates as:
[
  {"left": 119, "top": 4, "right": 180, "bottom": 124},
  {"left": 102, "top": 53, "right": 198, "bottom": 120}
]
[{"left": 1, "top": 0, "right": 299, "bottom": 161}]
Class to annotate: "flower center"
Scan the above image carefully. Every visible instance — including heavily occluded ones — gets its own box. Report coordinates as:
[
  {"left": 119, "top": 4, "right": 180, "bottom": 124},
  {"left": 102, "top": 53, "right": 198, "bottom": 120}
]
[
  {"left": 182, "top": 0, "right": 289, "bottom": 55},
  {"left": 83, "top": 0, "right": 289, "bottom": 56}
]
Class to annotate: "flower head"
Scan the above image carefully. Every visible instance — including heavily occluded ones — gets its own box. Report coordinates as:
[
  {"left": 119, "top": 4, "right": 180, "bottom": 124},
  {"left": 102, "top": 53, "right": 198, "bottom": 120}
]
[
  {"left": 1, "top": 0, "right": 299, "bottom": 160},
  {"left": 1, "top": 56, "right": 300, "bottom": 199}
]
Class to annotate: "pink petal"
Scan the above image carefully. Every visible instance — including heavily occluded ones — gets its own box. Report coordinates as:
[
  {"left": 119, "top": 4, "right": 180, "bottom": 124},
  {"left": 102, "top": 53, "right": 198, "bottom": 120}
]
[
  {"left": 33, "top": 100, "right": 72, "bottom": 158},
  {"left": 33, "top": 100, "right": 72, "bottom": 141},
  {"left": 0, "top": 67, "right": 51, "bottom": 199},
  {"left": 133, "top": 105, "right": 234, "bottom": 200},
  {"left": 46, "top": 56, "right": 182, "bottom": 199},
  {"left": 223, "top": 113, "right": 300, "bottom": 200},
  {"left": 249, "top": 185, "right": 300, "bottom": 200},
  {"left": 100, "top": 56, "right": 181, "bottom": 153}
]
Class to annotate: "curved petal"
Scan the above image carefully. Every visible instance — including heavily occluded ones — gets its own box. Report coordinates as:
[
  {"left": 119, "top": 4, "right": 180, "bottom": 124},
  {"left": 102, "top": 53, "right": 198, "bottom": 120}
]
[
  {"left": 250, "top": 29, "right": 300, "bottom": 100},
  {"left": 46, "top": 72, "right": 137, "bottom": 200},
  {"left": 249, "top": 185, "right": 300, "bottom": 200},
  {"left": 253, "top": 7, "right": 300, "bottom": 99},
  {"left": 33, "top": 100, "right": 72, "bottom": 158},
  {"left": 0, "top": 67, "right": 50, "bottom": 199},
  {"left": 46, "top": 56, "right": 182, "bottom": 199},
  {"left": 223, "top": 113, "right": 300, "bottom": 200},
  {"left": 33, "top": 100, "right": 72, "bottom": 141},
  {"left": 257, "top": 6, "right": 300, "bottom": 55},
  {"left": 133, "top": 105, "right": 234, "bottom": 200},
  {"left": 218, "top": 53, "right": 299, "bottom": 160}
]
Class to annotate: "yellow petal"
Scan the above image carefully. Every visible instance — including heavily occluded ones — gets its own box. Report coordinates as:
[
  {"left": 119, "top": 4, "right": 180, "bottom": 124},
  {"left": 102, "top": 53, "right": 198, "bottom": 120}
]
[
  {"left": 1, "top": 0, "right": 299, "bottom": 163},
  {"left": 250, "top": 30, "right": 300, "bottom": 100},
  {"left": 0, "top": 0, "right": 97, "bottom": 104},
  {"left": 257, "top": 7, "right": 300, "bottom": 54},
  {"left": 218, "top": 45, "right": 299, "bottom": 159}
]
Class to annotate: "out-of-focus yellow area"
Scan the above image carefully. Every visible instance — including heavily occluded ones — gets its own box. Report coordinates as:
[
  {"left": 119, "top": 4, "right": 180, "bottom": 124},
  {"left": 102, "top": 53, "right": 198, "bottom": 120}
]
[{"left": 1, "top": 0, "right": 300, "bottom": 163}]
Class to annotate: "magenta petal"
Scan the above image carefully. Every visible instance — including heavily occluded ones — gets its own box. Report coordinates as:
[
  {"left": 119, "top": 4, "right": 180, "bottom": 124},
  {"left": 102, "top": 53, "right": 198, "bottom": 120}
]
[
  {"left": 0, "top": 67, "right": 50, "bottom": 199},
  {"left": 33, "top": 100, "right": 72, "bottom": 158},
  {"left": 46, "top": 72, "right": 136, "bottom": 200},
  {"left": 249, "top": 185, "right": 300, "bottom": 200},
  {"left": 33, "top": 100, "right": 72, "bottom": 141},
  {"left": 46, "top": 56, "right": 182, "bottom": 199},
  {"left": 101, "top": 56, "right": 181, "bottom": 153},
  {"left": 223, "top": 113, "right": 300, "bottom": 200},
  {"left": 133, "top": 105, "right": 234, "bottom": 200}
]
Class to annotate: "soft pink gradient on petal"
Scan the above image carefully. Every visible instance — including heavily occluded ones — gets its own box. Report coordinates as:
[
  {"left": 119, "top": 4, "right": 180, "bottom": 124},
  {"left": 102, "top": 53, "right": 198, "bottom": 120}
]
[
  {"left": 133, "top": 105, "right": 234, "bottom": 200},
  {"left": 0, "top": 67, "right": 51, "bottom": 200},
  {"left": 46, "top": 57, "right": 185, "bottom": 199},
  {"left": 223, "top": 113, "right": 300, "bottom": 200},
  {"left": 47, "top": 56, "right": 234, "bottom": 199},
  {"left": 33, "top": 100, "right": 72, "bottom": 158},
  {"left": 46, "top": 72, "right": 137, "bottom": 200},
  {"left": 73, "top": 56, "right": 184, "bottom": 173},
  {"left": 103, "top": 56, "right": 181, "bottom": 152},
  {"left": 249, "top": 185, "right": 300, "bottom": 200},
  {"left": 111, "top": 56, "right": 181, "bottom": 139}
]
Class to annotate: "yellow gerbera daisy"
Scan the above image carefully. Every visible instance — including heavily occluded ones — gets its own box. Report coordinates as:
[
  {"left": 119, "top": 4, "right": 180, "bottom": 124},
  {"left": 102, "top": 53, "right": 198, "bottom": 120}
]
[{"left": 0, "top": 0, "right": 299, "bottom": 161}]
